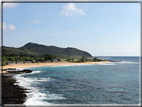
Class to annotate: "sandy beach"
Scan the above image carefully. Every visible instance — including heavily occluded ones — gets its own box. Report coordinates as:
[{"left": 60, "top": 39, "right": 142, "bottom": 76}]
[{"left": 2, "top": 61, "right": 110, "bottom": 73}]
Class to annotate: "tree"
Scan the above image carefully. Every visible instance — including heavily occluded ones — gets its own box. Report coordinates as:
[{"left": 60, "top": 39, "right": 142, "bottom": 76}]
[
  {"left": 81, "top": 56, "right": 85, "bottom": 62},
  {"left": 44, "top": 53, "right": 53, "bottom": 61},
  {"left": 7, "top": 57, "right": 15, "bottom": 61},
  {"left": 85, "top": 57, "right": 88, "bottom": 61},
  {"left": 2, "top": 57, "right": 7, "bottom": 61},
  {"left": 93, "top": 57, "right": 97, "bottom": 62},
  {"left": 57, "top": 59, "right": 61, "bottom": 62}
]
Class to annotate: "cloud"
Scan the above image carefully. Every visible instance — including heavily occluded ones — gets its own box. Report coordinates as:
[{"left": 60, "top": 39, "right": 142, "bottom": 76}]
[
  {"left": 24, "top": 20, "right": 41, "bottom": 24},
  {"left": 1, "top": 22, "right": 16, "bottom": 31},
  {"left": 3, "top": 3, "right": 18, "bottom": 9},
  {"left": 8, "top": 24, "right": 16, "bottom": 30},
  {"left": 33, "top": 20, "right": 41, "bottom": 24},
  {"left": 61, "top": 3, "right": 85, "bottom": 16}
]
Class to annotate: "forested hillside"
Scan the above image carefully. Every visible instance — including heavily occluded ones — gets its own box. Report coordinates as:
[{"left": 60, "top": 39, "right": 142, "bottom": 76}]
[{"left": 3, "top": 42, "right": 92, "bottom": 57}]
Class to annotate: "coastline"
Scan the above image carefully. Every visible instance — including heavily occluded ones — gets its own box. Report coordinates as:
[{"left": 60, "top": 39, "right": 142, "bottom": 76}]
[
  {"left": 2, "top": 74, "right": 27, "bottom": 106},
  {"left": 2, "top": 61, "right": 110, "bottom": 73},
  {"left": 2, "top": 61, "right": 110, "bottom": 105}
]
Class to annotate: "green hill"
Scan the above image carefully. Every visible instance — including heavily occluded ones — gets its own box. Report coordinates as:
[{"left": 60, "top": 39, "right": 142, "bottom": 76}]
[
  {"left": 2, "top": 46, "right": 37, "bottom": 55},
  {"left": 2, "top": 42, "right": 92, "bottom": 57}
]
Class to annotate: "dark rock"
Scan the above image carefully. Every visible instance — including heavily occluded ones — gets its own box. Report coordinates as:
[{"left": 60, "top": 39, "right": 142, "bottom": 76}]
[
  {"left": 2, "top": 75, "right": 27, "bottom": 104},
  {"left": 2, "top": 68, "right": 16, "bottom": 71},
  {"left": 7, "top": 69, "right": 32, "bottom": 74},
  {"left": 23, "top": 69, "right": 32, "bottom": 73}
]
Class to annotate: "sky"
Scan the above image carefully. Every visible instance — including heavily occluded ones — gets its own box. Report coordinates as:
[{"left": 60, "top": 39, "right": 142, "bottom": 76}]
[{"left": 2, "top": 2, "right": 140, "bottom": 56}]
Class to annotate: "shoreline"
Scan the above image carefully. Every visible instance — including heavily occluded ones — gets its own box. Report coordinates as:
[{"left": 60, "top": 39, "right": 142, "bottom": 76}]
[
  {"left": 2, "top": 74, "right": 27, "bottom": 105},
  {"left": 2, "top": 61, "right": 110, "bottom": 73},
  {"left": 2, "top": 61, "right": 110, "bottom": 105}
]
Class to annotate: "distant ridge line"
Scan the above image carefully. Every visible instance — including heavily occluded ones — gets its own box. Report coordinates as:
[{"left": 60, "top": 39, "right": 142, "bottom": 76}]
[{"left": 3, "top": 42, "right": 92, "bottom": 57}]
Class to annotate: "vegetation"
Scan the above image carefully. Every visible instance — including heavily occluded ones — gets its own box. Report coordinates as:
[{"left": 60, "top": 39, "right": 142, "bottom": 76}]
[
  {"left": 2, "top": 43, "right": 107, "bottom": 65},
  {"left": 93, "top": 57, "right": 104, "bottom": 62},
  {"left": 2, "top": 52, "right": 55, "bottom": 64},
  {"left": 2, "top": 42, "right": 92, "bottom": 57},
  {"left": 2, "top": 54, "right": 106, "bottom": 65},
  {"left": 2, "top": 46, "right": 37, "bottom": 56},
  {"left": 44, "top": 53, "right": 56, "bottom": 62}
]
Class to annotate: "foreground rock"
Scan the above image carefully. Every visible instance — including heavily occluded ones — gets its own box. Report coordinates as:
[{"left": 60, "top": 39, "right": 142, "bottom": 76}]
[
  {"left": 2, "top": 75, "right": 27, "bottom": 105},
  {"left": 5, "top": 69, "right": 32, "bottom": 74},
  {"left": 2, "top": 69, "right": 32, "bottom": 105}
]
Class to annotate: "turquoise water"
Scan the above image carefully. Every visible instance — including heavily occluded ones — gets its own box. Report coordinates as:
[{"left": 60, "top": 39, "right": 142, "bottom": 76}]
[{"left": 14, "top": 57, "right": 140, "bottom": 105}]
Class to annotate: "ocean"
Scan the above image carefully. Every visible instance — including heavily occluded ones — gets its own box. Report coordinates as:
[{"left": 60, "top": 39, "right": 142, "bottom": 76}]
[{"left": 14, "top": 56, "right": 140, "bottom": 106}]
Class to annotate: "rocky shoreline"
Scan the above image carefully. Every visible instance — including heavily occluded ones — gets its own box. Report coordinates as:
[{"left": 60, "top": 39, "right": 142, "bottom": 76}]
[
  {"left": 2, "top": 69, "right": 32, "bottom": 106},
  {"left": 1, "top": 61, "right": 111, "bottom": 105}
]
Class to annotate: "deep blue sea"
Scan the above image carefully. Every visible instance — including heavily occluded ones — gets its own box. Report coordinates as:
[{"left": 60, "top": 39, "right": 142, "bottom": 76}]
[{"left": 14, "top": 56, "right": 140, "bottom": 106}]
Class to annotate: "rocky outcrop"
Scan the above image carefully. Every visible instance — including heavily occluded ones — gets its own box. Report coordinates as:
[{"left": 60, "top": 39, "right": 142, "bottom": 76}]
[
  {"left": 2, "top": 75, "right": 27, "bottom": 104},
  {"left": 6, "top": 69, "right": 32, "bottom": 74}
]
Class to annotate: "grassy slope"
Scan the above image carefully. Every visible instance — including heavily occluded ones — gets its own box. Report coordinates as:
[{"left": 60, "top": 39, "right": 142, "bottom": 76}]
[{"left": 3, "top": 42, "right": 92, "bottom": 57}]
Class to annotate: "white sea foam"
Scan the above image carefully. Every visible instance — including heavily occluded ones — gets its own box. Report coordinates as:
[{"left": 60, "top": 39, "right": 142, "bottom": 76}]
[
  {"left": 14, "top": 72, "right": 51, "bottom": 88},
  {"left": 24, "top": 91, "right": 66, "bottom": 106},
  {"left": 23, "top": 79, "right": 66, "bottom": 106},
  {"left": 96, "top": 61, "right": 139, "bottom": 65},
  {"left": 96, "top": 63, "right": 116, "bottom": 65},
  {"left": 14, "top": 72, "right": 66, "bottom": 106},
  {"left": 46, "top": 94, "right": 66, "bottom": 100},
  {"left": 24, "top": 90, "right": 52, "bottom": 106},
  {"left": 119, "top": 61, "right": 139, "bottom": 64},
  {"left": 31, "top": 70, "right": 42, "bottom": 74},
  {"left": 14, "top": 74, "right": 35, "bottom": 89},
  {"left": 16, "top": 68, "right": 25, "bottom": 70}
]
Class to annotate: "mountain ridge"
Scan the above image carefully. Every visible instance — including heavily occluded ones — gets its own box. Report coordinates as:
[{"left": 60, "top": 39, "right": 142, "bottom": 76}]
[{"left": 3, "top": 42, "right": 92, "bottom": 57}]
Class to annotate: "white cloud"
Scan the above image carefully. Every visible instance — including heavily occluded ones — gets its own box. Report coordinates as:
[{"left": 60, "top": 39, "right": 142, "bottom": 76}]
[
  {"left": 8, "top": 24, "right": 16, "bottom": 30},
  {"left": 1, "top": 22, "right": 16, "bottom": 31},
  {"left": 24, "top": 20, "right": 41, "bottom": 24},
  {"left": 3, "top": 3, "right": 18, "bottom": 9},
  {"left": 33, "top": 20, "right": 41, "bottom": 24},
  {"left": 61, "top": 3, "right": 85, "bottom": 16}
]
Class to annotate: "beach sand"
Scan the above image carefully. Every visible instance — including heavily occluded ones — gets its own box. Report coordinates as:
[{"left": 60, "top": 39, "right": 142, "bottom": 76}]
[{"left": 2, "top": 61, "right": 110, "bottom": 73}]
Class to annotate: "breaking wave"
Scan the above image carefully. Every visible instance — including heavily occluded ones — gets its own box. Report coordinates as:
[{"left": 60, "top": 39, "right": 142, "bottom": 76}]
[{"left": 14, "top": 70, "right": 66, "bottom": 106}]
